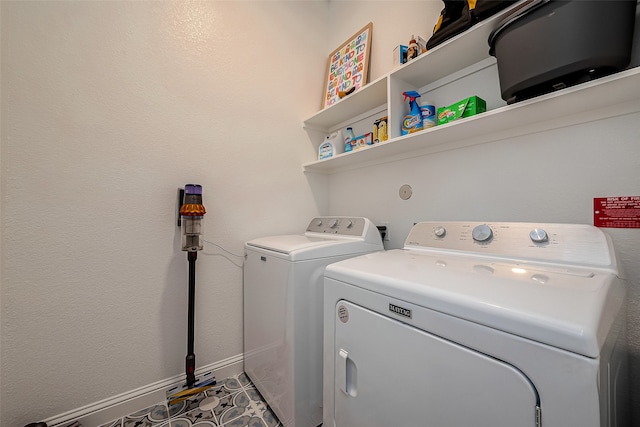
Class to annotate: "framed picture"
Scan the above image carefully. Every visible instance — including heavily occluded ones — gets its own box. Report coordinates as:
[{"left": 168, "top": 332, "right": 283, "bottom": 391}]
[{"left": 322, "top": 22, "right": 373, "bottom": 109}]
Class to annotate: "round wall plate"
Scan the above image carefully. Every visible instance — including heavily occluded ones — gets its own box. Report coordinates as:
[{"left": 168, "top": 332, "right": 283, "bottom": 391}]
[{"left": 399, "top": 184, "right": 412, "bottom": 200}]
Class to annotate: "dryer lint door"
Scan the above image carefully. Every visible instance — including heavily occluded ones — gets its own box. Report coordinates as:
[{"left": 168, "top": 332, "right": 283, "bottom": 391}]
[{"left": 332, "top": 301, "right": 540, "bottom": 427}]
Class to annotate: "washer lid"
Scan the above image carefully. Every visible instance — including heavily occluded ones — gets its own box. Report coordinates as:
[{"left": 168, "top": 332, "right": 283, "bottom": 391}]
[
  {"left": 325, "top": 249, "right": 625, "bottom": 358},
  {"left": 246, "top": 234, "right": 381, "bottom": 261}
]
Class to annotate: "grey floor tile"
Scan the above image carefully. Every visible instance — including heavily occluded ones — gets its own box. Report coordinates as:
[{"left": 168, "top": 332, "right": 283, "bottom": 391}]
[{"left": 87, "top": 373, "right": 282, "bottom": 427}]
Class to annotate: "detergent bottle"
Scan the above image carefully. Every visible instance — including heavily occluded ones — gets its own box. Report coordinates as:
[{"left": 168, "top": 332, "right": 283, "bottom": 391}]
[
  {"left": 344, "top": 127, "right": 356, "bottom": 152},
  {"left": 401, "top": 91, "right": 423, "bottom": 135}
]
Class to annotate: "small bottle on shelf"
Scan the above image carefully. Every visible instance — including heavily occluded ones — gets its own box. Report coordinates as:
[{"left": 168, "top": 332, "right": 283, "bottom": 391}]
[{"left": 344, "top": 127, "right": 356, "bottom": 152}]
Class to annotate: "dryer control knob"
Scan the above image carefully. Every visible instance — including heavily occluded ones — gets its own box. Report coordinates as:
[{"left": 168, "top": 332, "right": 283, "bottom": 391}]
[
  {"left": 434, "top": 226, "right": 446, "bottom": 238},
  {"left": 330, "top": 219, "right": 339, "bottom": 228},
  {"left": 472, "top": 224, "right": 493, "bottom": 242},
  {"left": 346, "top": 220, "right": 353, "bottom": 228},
  {"left": 529, "top": 228, "right": 549, "bottom": 243},
  {"left": 316, "top": 219, "right": 323, "bottom": 226}
]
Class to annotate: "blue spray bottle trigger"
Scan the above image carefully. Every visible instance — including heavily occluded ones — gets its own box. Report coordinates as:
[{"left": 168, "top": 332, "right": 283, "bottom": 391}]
[{"left": 402, "top": 90, "right": 421, "bottom": 103}]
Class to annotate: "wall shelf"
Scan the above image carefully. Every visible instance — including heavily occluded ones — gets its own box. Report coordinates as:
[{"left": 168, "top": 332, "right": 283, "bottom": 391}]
[
  {"left": 303, "top": 67, "right": 640, "bottom": 174},
  {"left": 302, "top": 0, "right": 640, "bottom": 174}
]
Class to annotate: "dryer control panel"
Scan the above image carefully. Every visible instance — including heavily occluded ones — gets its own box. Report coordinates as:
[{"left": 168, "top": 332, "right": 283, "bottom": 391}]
[
  {"left": 405, "top": 221, "right": 615, "bottom": 269},
  {"left": 306, "top": 217, "right": 367, "bottom": 236}
]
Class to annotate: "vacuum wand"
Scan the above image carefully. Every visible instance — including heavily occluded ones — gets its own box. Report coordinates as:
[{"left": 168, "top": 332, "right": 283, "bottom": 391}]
[
  {"left": 186, "top": 250, "right": 197, "bottom": 387},
  {"left": 180, "top": 184, "right": 206, "bottom": 388}
]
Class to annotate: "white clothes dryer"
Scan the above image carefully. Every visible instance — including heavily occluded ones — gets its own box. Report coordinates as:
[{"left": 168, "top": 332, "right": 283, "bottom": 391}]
[
  {"left": 323, "top": 221, "right": 628, "bottom": 427},
  {"left": 244, "top": 217, "right": 384, "bottom": 427}
]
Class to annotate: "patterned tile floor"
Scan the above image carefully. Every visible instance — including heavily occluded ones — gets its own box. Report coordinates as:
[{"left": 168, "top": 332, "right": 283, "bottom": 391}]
[{"left": 94, "top": 373, "right": 282, "bottom": 427}]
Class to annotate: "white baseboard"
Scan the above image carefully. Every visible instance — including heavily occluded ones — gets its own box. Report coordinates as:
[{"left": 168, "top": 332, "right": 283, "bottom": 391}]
[{"left": 46, "top": 354, "right": 244, "bottom": 427}]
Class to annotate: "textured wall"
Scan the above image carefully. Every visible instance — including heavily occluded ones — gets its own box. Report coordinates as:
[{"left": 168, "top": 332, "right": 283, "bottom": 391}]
[{"left": 0, "top": 2, "right": 327, "bottom": 425}]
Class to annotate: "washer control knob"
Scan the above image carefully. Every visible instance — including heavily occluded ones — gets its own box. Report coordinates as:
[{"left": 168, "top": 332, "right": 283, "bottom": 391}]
[
  {"left": 346, "top": 220, "right": 353, "bottom": 228},
  {"left": 529, "top": 228, "right": 549, "bottom": 243},
  {"left": 330, "top": 219, "right": 339, "bottom": 228},
  {"left": 316, "top": 219, "right": 323, "bottom": 226},
  {"left": 434, "top": 226, "right": 446, "bottom": 238},
  {"left": 472, "top": 224, "right": 493, "bottom": 242}
]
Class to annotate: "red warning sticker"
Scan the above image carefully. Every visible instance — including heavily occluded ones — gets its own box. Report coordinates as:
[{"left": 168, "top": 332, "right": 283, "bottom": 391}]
[{"left": 594, "top": 196, "right": 640, "bottom": 228}]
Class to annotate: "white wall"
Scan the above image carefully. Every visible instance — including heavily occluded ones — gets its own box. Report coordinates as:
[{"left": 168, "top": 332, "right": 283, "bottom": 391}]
[
  {"left": 0, "top": 1, "right": 328, "bottom": 425},
  {"left": 327, "top": 1, "right": 640, "bottom": 425}
]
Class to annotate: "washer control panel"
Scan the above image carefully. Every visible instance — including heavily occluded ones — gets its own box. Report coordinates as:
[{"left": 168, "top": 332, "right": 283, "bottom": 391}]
[
  {"left": 306, "top": 217, "right": 366, "bottom": 236},
  {"left": 404, "top": 221, "right": 613, "bottom": 267}
]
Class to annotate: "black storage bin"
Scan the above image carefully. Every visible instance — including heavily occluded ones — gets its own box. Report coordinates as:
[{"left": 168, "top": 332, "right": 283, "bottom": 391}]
[{"left": 488, "top": 0, "right": 637, "bottom": 104}]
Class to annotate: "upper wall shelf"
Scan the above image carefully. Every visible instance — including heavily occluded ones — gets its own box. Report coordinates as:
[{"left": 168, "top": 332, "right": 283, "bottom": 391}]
[
  {"left": 303, "top": 66, "right": 640, "bottom": 174},
  {"left": 302, "top": 1, "right": 526, "bottom": 132}
]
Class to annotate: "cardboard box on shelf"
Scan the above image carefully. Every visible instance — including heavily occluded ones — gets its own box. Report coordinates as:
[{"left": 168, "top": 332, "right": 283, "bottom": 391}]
[
  {"left": 348, "top": 132, "right": 373, "bottom": 151},
  {"left": 373, "top": 116, "right": 388, "bottom": 143},
  {"left": 437, "top": 96, "right": 487, "bottom": 125},
  {"left": 393, "top": 45, "right": 408, "bottom": 67}
]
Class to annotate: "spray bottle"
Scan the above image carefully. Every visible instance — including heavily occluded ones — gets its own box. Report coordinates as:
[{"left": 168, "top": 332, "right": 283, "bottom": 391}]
[{"left": 401, "top": 91, "right": 423, "bottom": 135}]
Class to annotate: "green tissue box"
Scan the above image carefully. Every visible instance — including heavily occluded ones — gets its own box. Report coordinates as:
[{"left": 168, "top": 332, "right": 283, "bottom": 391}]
[{"left": 437, "top": 96, "right": 486, "bottom": 125}]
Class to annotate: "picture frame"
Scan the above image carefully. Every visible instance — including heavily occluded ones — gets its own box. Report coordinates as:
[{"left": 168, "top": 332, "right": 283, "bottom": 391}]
[{"left": 322, "top": 22, "right": 373, "bottom": 109}]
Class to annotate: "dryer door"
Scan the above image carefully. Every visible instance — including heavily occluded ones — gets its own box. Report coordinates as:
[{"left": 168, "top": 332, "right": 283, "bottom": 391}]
[{"left": 332, "top": 300, "right": 540, "bottom": 427}]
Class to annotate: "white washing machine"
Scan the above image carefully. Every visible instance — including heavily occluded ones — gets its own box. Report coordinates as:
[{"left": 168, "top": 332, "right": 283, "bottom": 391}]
[
  {"left": 323, "top": 221, "right": 628, "bottom": 427},
  {"left": 244, "top": 217, "right": 384, "bottom": 427}
]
